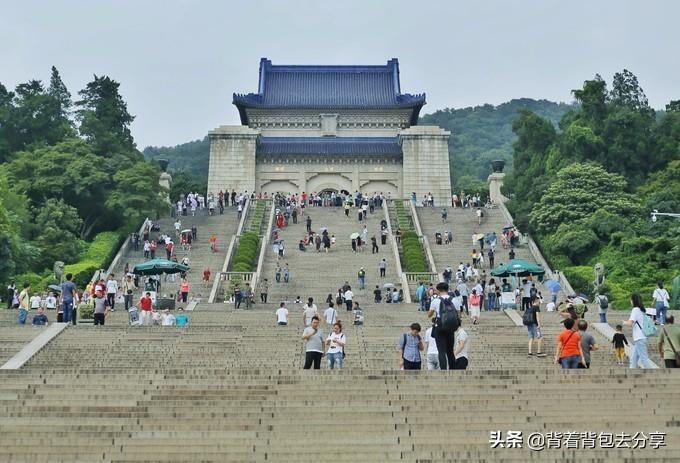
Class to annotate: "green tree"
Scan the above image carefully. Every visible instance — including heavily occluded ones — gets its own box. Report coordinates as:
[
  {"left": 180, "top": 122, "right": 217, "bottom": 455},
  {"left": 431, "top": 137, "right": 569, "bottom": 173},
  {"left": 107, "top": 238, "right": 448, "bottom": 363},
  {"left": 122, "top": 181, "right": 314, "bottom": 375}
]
[
  {"left": 168, "top": 170, "right": 208, "bottom": 203},
  {"left": 76, "top": 75, "right": 136, "bottom": 156},
  {"left": 571, "top": 75, "right": 608, "bottom": 126},
  {"left": 610, "top": 69, "right": 651, "bottom": 113},
  {"left": 105, "top": 162, "right": 165, "bottom": 230},
  {"left": 31, "top": 198, "right": 85, "bottom": 268},
  {"left": 6, "top": 139, "right": 111, "bottom": 238},
  {"left": 529, "top": 163, "right": 639, "bottom": 234},
  {"left": 0, "top": 83, "right": 15, "bottom": 162},
  {"left": 3, "top": 79, "right": 74, "bottom": 156}
]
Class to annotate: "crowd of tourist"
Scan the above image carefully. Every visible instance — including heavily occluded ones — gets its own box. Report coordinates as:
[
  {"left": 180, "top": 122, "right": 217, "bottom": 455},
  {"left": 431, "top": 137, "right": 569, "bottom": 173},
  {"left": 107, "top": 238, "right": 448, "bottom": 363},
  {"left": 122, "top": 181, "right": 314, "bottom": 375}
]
[{"left": 3, "top": 188, "right": 677, "bottom": 373}]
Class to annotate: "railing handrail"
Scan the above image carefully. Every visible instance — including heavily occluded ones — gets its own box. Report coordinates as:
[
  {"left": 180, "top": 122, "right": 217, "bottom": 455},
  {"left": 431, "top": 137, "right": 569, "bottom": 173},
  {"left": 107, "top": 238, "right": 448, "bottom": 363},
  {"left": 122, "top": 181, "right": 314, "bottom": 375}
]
[
  {"left": 208, "top": 198, "right": 251, "bottom": 303},
  {"left": 235, "top": 197, "right": 251, "bottom": 237},
  {"left": 383, "top": 200, "right": 411, "bottom": 303},
  {"left": 409, "top": 201, "right": 438, "bottom": 274},
  {"left": 91, "top": 217, "right": 150, "bottom": 284},
  {"left": 491, "top": 176, "right": 576, "bottom": 297},
  {"left": 252, "top": 199, "right": 276, "bottom": 289}
]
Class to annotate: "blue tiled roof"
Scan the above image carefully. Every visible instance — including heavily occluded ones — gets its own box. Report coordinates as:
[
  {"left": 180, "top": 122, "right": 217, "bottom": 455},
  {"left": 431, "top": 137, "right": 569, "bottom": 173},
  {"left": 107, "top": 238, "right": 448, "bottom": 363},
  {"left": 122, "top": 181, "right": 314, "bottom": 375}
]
[
  {"left": 256, "top": 137, "right": 402, "bottom": 158},
  {"left": 234, "top": 58, "right": 425, "bottom": 124}
]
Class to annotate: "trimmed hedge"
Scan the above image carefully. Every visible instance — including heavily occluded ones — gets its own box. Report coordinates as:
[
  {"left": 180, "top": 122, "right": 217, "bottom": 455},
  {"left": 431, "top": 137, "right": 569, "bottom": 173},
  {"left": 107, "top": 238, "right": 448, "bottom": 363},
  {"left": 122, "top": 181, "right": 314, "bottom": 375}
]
[
  {"left": 393, "top": 200, "right": 414, "bottom": 231},
  {"left": 401, "top": 230, "right": 427, "bottom": 272},
  {"left": 248, "top": 200, "right": 268, "bottom": 234},
  {"left": 63, "top": 231, "right": 124, "bottom": 287},
  {"left": 230, "top": 231, "right": 260, "bottom": 272}
]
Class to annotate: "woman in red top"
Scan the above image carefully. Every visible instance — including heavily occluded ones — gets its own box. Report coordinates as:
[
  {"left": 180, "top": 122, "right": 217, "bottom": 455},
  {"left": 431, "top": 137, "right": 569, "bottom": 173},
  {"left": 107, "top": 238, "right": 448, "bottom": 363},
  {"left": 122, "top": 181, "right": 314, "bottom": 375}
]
[
  {"left": 469, "top": 289, "right": 482, "bottom": 325},
  {"left": 180, "top": 279, "right": 190, "bottom": 303},
  {"left": 554, "top": 318, "right": 584, "bottom": 369},
  {"left": 202, "top": 268, "right": 211, "bottom": 288}
]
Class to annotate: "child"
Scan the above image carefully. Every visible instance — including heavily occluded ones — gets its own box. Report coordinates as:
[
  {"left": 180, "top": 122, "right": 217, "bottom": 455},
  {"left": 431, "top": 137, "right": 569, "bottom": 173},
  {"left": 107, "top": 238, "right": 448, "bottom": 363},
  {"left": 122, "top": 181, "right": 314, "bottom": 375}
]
[{"left": 612, "top": 324, "right": 629, "bottom": 366}]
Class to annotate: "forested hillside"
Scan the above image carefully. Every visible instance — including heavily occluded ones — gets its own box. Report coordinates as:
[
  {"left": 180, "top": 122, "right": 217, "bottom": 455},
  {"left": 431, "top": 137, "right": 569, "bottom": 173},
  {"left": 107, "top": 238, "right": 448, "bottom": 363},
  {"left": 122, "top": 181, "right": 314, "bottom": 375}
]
[
  {"left": 420, "top": 98, "right": 574, "bottom": 191},
  {"left": 503, "top": 70, "right": 680, "bottom": 309},
  {"left": 143, "top": 137, "right": 209, "bottom": 176},
  {"left": 0, "top": 68, "right": 165, "bottom": 289}
]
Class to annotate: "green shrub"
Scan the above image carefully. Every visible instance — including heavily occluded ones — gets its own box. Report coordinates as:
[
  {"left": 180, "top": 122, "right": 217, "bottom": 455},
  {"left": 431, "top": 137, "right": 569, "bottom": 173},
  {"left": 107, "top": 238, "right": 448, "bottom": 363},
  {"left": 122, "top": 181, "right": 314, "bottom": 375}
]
[
  {"left": 231, "top": 232, "right": 260, "bottom": 271},
  {"left": 233, "top": 262, "right": 251, "bottom": 272},
  {"left": 78, "top": 302, "right": 94, "bottom": 319},
  {"left": 563, "top": 266, "right": 593, "bottom": 295},
  {"left": 13, "top": 272, "right": 48, "bottom": 292},
  {"left": 63, "top": 231, "right": 123, "bottom": 288}
]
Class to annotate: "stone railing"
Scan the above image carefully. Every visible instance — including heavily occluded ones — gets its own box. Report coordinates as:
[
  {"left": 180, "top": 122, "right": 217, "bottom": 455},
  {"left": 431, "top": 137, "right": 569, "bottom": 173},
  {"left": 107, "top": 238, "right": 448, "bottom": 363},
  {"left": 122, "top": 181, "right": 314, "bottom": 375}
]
[
  {"left": 489, "top": 174, "right": 576, "bottom": 297},
  {"left": 252, "top": 200, "right": 276, "bottom": 290},
  {"left": 383, "top": 200, "right": 411, "bottom": 303},
  {"left": 404, "top": 272, "right": 439, "bottom": 284},
  {"left": 211, "top": 271, "right": 254, "bottom": 304},
  {"left": 208, "top": 198, "right": 251, "bottom": 303},
  {"left": 408, "top": 201, "right": 438, "bottom": 274}
]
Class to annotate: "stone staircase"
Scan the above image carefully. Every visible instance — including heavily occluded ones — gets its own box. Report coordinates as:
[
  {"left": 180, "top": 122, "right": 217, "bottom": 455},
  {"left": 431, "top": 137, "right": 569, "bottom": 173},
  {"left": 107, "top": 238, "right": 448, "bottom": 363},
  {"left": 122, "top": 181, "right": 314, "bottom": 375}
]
[
  {"left": 1, "top": 202, "right": 679, "bottom": 462},
  {"left": 0, "top": 303, "right": 677, "bottom": 461},
  {"left": 259, "top": 205, "right": 402, "bottom": 308},
  {"left": 416, "top": 206, "right": 560, "bottom": 298},
  {"left": 104, "top": 207, "right": 240, "bottom": 325}
]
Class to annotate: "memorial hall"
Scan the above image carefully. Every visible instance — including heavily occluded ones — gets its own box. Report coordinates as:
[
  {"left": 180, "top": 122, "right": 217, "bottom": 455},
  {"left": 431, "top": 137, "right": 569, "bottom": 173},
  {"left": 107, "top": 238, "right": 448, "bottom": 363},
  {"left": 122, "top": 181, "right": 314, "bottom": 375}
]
[{"left": 207, "top": 58, "right": 452, "bottom": 205}]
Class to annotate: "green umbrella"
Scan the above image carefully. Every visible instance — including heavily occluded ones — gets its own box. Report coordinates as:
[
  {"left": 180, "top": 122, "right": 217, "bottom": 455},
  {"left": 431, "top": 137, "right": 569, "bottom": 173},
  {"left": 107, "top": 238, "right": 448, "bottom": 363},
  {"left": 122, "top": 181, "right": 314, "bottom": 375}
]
[
  {"left": 132, "top": 258, "right": 190, "bottom": 275},
  {"left": 490, "top": 259, "right": 545, "bottom": 278}
]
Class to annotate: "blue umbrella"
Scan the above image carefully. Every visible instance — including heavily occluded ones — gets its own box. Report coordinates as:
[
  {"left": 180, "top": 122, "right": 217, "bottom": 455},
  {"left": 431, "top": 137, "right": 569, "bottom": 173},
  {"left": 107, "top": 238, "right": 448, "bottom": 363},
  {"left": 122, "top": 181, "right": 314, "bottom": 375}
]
[{"left": 544, "top": 279, "right": 562, "bottom": 292}]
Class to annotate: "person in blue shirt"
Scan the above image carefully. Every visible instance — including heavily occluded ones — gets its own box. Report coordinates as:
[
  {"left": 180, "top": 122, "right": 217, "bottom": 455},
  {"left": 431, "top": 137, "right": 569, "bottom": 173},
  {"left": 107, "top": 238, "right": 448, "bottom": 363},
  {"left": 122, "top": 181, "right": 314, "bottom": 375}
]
[
  {"left": 398, "top": 323, "right": 424, "bottom": 370},
  {"left": 416, "top": 283, "right": 427, "bottom": 311},
  {"left": 32, "top": 308, "right": 48, "bottom": 326},
  {"left": 175, "top": 308, "right": 189, "bottom": 327},
  {"left": 60, "top": 273, "right": 77, "bottom": 323}
]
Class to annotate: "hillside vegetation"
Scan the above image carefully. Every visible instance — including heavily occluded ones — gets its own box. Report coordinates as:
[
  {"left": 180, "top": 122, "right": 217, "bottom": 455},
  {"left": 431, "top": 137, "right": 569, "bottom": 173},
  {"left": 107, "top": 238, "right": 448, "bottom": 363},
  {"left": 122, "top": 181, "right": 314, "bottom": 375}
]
[
  {"left": 0, "top": 68, "right": 165, "bottom": 289},
  {"left": 503, "top": 70, "right": 680, "bottom": 309}
]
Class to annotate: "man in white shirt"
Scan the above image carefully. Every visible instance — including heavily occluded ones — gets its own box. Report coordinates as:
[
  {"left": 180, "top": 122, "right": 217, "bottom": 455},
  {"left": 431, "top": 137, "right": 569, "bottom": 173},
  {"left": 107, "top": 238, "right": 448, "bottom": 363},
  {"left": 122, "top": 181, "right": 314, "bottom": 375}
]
[
  {"left": 106, "top": 274, "right": 119, "bottom": 312},
  {"left": 174, "top": 219, "right": 181, "bottom": 236},
  {"left": 161, "top": 309, "right": 176, "bottom": 326},
  {"left": 275, "top": 303, "right": 289, "bottom": 326},
  {"left": 424, "top": 326, "right": 440, "bottom": 370},
  {"left": 29, "top": 294, "right": 42, "bottom": 310},
  {"left": 343, "top": 288, "right": 354, "bottom": 312},
  {"left": 302, "top": 297, "right": 318, "bottom": 326},
  {"left": 323, "top": 302, "right": 338, "bottom": 327},
  {"left": 456, "top": 281, "right": 469, "bottom": 314},
  {"left": 45, "top": 292, "right": 57, "bottom": 310},
  {"left": 652, "top": 282, "right": 671, "bottom": 325}
]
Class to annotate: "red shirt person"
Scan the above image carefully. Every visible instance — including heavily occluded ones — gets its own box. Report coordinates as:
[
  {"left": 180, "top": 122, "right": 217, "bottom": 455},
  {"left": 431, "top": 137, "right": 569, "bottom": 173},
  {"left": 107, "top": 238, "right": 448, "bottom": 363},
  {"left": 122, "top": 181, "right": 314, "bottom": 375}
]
[{"left": 139, "top": 293, "right": 153, "bottom": 311}]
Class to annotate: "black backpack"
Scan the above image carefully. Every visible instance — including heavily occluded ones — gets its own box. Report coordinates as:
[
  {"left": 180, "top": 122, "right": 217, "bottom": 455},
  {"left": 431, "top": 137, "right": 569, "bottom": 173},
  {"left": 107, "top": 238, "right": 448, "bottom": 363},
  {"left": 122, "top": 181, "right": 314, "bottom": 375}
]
[
  {"left": 438, "top": 297, "right": 460, "bottom": 333},
  {"left": 522, "top": 306, "right": 535, "bottom": 326}
]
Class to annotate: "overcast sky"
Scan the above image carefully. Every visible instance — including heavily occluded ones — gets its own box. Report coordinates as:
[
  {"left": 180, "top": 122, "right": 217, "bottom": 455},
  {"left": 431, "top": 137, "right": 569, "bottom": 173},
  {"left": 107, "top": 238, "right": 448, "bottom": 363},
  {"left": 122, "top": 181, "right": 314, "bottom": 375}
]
[{"left": 1, "top": 0, "right": 679, "bottom": 148}]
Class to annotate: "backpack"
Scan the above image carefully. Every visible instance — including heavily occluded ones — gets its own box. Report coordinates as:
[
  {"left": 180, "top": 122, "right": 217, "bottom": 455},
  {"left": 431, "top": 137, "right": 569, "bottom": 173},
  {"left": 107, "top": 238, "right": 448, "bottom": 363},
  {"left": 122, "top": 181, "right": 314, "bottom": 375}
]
[
  {"left": 437, "top": 297, "right": 460, "bottom": 333},
  {"left": 522, "top": 306, "right": 535, "bottom": 326},
  {"left": 598, "top": 295, "right": 609, "bottom": 309},
  {"left": 636, "top": 313, "right": 657, "bottom": 337}
]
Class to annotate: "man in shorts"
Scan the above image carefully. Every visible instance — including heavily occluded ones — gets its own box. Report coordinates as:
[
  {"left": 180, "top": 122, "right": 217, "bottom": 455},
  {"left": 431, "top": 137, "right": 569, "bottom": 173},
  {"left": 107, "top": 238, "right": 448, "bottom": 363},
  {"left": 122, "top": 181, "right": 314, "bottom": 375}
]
[{"left": 527, "top": 297, "right": 546, "bottom": 357}]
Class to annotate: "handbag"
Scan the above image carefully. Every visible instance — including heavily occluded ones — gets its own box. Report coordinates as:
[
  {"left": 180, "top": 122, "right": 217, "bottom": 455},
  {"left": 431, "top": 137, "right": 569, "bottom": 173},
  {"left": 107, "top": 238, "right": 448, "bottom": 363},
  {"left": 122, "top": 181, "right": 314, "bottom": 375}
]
[{"left": 662, "top": 327, "right": 680, "bottom": 366}]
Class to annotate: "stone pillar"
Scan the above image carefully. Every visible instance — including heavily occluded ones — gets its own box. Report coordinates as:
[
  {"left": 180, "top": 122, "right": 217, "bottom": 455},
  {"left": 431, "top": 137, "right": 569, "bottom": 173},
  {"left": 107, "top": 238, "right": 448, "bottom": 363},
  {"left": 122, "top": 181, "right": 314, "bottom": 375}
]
[
  {"left": 487, "top": 173, "right": 507, "bottom": 204},
  {"left": 207, "top": 126, "right": 259, "bottom": 195},
  {"left": 400, "top": 126, "right": 451, "bottom": 207}
]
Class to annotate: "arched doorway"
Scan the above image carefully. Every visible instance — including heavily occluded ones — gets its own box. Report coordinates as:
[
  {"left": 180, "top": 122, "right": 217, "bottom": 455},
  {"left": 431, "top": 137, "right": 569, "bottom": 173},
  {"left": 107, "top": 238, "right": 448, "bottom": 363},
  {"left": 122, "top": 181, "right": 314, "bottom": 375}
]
[{"left": 320, "top": 188, "right": 350, "bottom": 196}]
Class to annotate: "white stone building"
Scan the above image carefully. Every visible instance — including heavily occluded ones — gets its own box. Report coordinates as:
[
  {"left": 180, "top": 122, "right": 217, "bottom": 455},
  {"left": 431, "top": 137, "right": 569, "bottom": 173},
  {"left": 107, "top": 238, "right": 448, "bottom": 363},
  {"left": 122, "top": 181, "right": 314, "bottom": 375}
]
[{"left": 207, "top": 58, "right": 452, "bottom": 205}]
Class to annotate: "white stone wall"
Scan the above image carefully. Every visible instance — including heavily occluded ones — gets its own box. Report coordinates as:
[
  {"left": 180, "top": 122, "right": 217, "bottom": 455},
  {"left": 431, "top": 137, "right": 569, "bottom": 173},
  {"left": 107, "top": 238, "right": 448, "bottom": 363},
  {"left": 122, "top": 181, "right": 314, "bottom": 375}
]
[
  {"left": 207, "top": 126, "right": 259, "bottom": 196},
  {"left": 248, "top": 109, "right": 412, "bottom": 137},
  {"left": 400, "top": 126, "right": 452, "bottom": 207}
]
